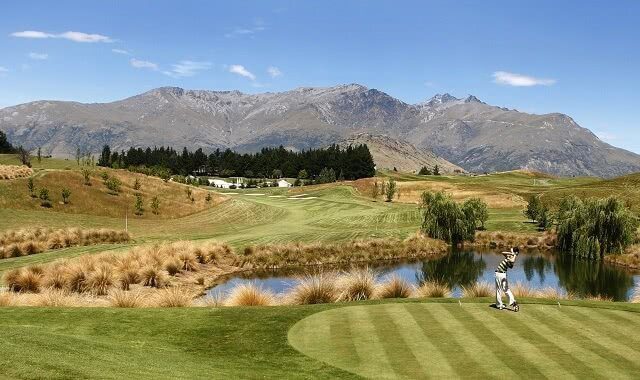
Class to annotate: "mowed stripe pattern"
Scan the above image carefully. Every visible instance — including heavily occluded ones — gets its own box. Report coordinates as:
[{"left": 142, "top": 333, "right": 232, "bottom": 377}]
[{"left": 288, "top": 303, "right": 640, "bottom": 379}]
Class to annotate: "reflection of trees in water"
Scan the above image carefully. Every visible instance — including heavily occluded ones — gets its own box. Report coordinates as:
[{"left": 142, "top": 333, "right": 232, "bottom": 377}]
[
  {"left": 416, "top": 251, "right": 486, "bottom": 288},
  {"left": 554, "top": 256, "right": 635, "bottom": 301},
  {"left": 523, "top": 256, "right": 551, "bottom": 283}
]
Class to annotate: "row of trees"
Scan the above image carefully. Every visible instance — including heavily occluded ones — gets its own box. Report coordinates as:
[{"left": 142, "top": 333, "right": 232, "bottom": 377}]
[
  {"left": 418, "top": 165, "right": 441, "bottom": 176},
  {"left": 0, "top": 131, "right": 15, "bottom": 154},
  {"left": 97, "top": 144, "right": 376, "bottom": 180},
  {"left": 27, "top": 178, "right": 70, "bottom": 208}
]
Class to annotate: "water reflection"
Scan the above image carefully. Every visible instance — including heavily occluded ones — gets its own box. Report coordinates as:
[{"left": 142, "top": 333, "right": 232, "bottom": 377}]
[
  {"left": 206, "top": 249, "right": 639, "bottom": 301},
  {"left": 416, "top": 251, "right": 486, "bottom": 288}
]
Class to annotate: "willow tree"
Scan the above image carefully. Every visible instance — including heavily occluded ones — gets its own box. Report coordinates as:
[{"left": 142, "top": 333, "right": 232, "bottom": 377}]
[
  {"left": 420, "top": 191, "right": 477, "bottom": 245},
  {"left": 556, "top": 196, "right": 638, "bottom": 259}
]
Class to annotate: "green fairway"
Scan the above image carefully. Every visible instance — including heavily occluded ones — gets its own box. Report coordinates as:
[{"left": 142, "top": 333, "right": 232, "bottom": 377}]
[
  {"left": 289, "top": 302, "right": 640, "bottom": 379},
  {"left": 0, "top": 300, "right": 638, "bottom": 379}
]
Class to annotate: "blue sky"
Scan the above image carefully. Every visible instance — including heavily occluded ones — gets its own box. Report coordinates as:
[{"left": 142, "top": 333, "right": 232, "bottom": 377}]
[{"left": 1, "top": 1, "right": 639, "bottom": 153}]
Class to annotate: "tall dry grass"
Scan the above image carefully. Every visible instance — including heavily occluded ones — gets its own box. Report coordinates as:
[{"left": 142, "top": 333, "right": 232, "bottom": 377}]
[
  {"left": 0, "top": 164, "right": 33, "bottom": 180},
  {"left": 0, "top": 228, "right": 130, "bottom": 259},
  {"left": 376, "top": 275, "right": 414, "bottom": 299},
  {"left": 224, "top": 283, "right": 275, "bottom": 306},
  {"left": 414, "top": 281, "right": 452, "bottom": 298},
  {"left": 242, "top": 233, "right": 448, "bottom": 270},
  {"left": 108, "top": 289, "right": 145, "bottom": 308},
  {"left": 337, "top": 268, "right": 377, "bottom": 301},
  {"left": 473, "top": 231, "right": 557, "bottom": 250},
  {"left": 151, "top": 287, "right": 195, "bottom": 307},
  {"left": 461, "top": 281, "right": 493, "bottom": 298},
  {"left": 285, "top": 273, "right": 338, "bottom": 305}
]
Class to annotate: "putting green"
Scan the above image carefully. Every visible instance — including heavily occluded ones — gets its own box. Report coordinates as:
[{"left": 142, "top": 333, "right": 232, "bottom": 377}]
[{"left": 288, "top": 302, "right": 640, "bottom": 379}]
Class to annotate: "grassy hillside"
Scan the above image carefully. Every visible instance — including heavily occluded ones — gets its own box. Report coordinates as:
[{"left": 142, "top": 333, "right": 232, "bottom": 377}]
[{"left": 0, "top": 299, "right": 638, "bottom": 378}]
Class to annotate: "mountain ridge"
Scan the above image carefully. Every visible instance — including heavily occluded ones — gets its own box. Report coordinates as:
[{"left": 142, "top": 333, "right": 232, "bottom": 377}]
[{"left": 1, "top": 84, "right": 639, "bottom": 177}]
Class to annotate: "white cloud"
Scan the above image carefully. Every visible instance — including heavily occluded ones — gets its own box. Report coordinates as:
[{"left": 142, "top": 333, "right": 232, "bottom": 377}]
[
  {"left": 11, "top": 30, "right": 113, "bottom": 43},
  {"left": 11, "top": 30, "right": 52, "bottom": 39},
  {"left": 163, "top": 60, "right": 211, "bottom": 78},
  {"left": 112, "top": 48, "right": 130, "bottom": 55},
  {"left": 267, "top": 66, "right": 282, "bottom": 78},
  {"left": 28, "top": 52, "right": 48, "bottom": 60},
  {"left": 130, "top": 58, "right": 158, "bottom": 70},
  {"left": 229, "top": 64, "right": 256, "bottom": 80},
  {"left": 493, "top": 71, "right": 556, "bottom": 87},
  {"left": 225, "top": 24, "right": 266, "bottom": 38},
  {"left": 0, "top": 66, "right": 7, "bottom": 77}
]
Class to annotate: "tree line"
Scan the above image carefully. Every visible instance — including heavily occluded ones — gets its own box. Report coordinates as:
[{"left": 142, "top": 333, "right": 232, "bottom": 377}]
[{"left": 98, "top": 144, "right": 376, "bottom": 180}]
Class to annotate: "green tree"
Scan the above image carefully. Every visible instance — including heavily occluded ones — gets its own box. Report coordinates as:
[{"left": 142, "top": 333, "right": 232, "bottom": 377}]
[
  {"left": 537, "top": 204, "right": 553, "bottom": 231},
  {"left": 556, "top": 196, "right": 638, "bottom": 259},
  {"left": 39, "top": 188, "right": 51, "bottom": 208},
  {"left": 421, "top": 191, "right": 476, "bottom": 245},
  {"left": 524, "top": 195, "right": 542, "bottom": 222},
  {"left": 297, "top": 169, "right": 309, "bottom": 180},
  {"left": 75, "top": 147, "right": 82, "bottom": 166},
  {"left": 133, "top": 178, "right": 141, "bottom": 191},
  {"left": 385, "top": 178, "right": 397, "bottom": 202},
  {"left": 151, "top": 196, "right": 160, "bottom": 215},
  {"left": 134, "top": 194, "right": 144, "bottom": 216},
  {"left": 433, "top": 165, "right": 440, "bottom": 176},
  {"left": 37, "top": 147, "right": 42, "bottom": 164},
  {"left": 0, "top": 130, "right": 15, "bottom": 153},
  {"left": 27, "top": 177, "right": 36, "bottom": 198},
  {"left": 205, "top": 193, "right": 212, "bottom": 203},
  {"left": 272, "top": 169, "right": 283, "bottom": 179},
  {"left": 418, "top": 166, "right": 432, "bottom": 175},
  {"left": 61, "top": 188, "right": 71, "bottom": 204},
  {"left": 462, "top": 197, "right": 489, "bottom": 230}
]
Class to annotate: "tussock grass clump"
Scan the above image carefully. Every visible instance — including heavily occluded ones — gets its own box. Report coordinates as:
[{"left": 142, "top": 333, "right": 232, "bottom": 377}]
[
  {"left": 0, "top": 164, "right": 33, "bottom": 180},
  {"left": 461, "top": 281, "right": 492, "bottom": 298},
  {"left": 286, "top": 273, "right": 338, "bottom": 305},
  {"left": 86, "top": 265, "right": 114, "bottom": 295},
  {"left": 3, "top": 268, "right": 42, "bottom": 293},
  {"left": 108, "top": 289, "right": 145, "bottom": 308},
  {"left": 0, "top": 290, "right": 17, "bottom": 306},
  {"left": 337, "top": 269, "right": 377, "bottom": 301},
  {"left": 414, "top": 281, "right": 452, "bottom": 298},
  {"left": 140, "top": 266, "right": 168, "bottom": 288},
  {"left": 29, "top": 289, "right": 84, "bottom": 307},
  {"left": 225, "top": 283, "right": 275, "bottom": 307},
  {"left": 151, "top": 287, "right": 194, "bottom": 307},
  {"left": 0, "top": 227, "right": 130, "bottom": 259},
  {"left": 376, "top": 275, "right": 414, "bottom": 299}
]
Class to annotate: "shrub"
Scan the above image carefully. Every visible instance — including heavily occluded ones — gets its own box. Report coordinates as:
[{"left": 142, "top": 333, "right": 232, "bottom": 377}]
[
  {"left": 163, "top": 258, "right": 181, "bottom": 276},
  {"left": 286, "top": 273, "right": 338, "bottom": 305},
  {"left": 134, "top": 193, "right": 144, "bottom": 215},
  {"left": 461, "top": 281, "right": 492, "bottom": 298},
  {"left": 66, "top": 265, "right": 88, "bottom": 293},
  {"left": 414, "top": 281, "right": 451, "bottom": 298},
  {"left": 556, "top": 196, "right": 638, "bottom": 259},
  {"left": 4, "top": 268, "right": 42, "bottom": 293},
  {"left": 385, "top": 178, "right": 396, "bottom": 202},
  {"left": 133, "top": 178, "right": 141, "bottom": 190},
  {"left": 421, "top": 191, "right": 476, "bottom": 244},
  {"left": 81, "top": 168, "right": 92, "bottom": 186},
  {"left": 105, "top": 176, "right": 121, "bottom": 195},
  {"left": 337, "top": 268, "right": 377, "bottom": 301},
  {"left": 225, "top": 283, "right": 275, "bottom": 306},
  {"left": 39, "top": 188, "right": 52, "bottom": 208},
  {"left": 151, "top": 196, "right": 160, "bottom": 215},
  {"left": 27, "top": 177, "right": 36, "bottom": 197},
  {"left": 61, "top": 188, "right": 71, "bottom": 204},
  {"left": 376, "top": 275, "right": 413, "bottom": 299}
]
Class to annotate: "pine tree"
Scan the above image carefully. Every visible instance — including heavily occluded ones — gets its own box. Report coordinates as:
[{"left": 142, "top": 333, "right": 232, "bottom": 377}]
[
  {"left": 27, "top": 177, "right": 36, "bottom": 198},
  {"left": 61, "top": 188, "right": 71, "bottom": 204},
  {"left": 134, "top": 194, "right": 144, "bottom": 215},
  {"left": 151, "top": 196, "right": 160, "bottom": 215},
  {"left": 385, "top": 178, "right": 397, "bottom": 202}
]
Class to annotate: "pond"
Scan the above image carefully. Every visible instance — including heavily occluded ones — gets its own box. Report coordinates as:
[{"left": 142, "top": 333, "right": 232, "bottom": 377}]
[{"left": 206, "top": 249, "right": 640, "bottom": 301}]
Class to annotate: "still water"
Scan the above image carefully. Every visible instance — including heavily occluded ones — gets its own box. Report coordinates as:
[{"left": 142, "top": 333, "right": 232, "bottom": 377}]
[{"left": 206, "top": 249, "right": 640, "bottom": 301}]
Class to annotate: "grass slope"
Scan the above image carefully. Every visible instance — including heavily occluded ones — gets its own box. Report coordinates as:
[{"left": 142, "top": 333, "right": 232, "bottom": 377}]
[
  {"left": 0, "top": 299, "right": 638, "bottom": 379},
  {"left": 290, "top": 301, "right": 640, "bottom": 379}
]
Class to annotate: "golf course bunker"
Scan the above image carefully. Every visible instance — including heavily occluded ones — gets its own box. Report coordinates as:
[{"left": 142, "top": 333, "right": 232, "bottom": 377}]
[{"left": 288, "top": 302, "right": 640, "bottom": 379}]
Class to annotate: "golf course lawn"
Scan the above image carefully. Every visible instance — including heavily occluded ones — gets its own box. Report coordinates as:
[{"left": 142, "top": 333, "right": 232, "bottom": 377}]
[{"left": 1, "top": 299, "right": 639, "bottom": 379}]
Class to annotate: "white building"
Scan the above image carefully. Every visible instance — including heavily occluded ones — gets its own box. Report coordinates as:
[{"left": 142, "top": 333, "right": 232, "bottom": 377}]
[
  {"left": 209, "top": 179, "right": 232, "bottom": 189},
  {"left": 278, "top": 179, "right": 292, "bottom": 188}
]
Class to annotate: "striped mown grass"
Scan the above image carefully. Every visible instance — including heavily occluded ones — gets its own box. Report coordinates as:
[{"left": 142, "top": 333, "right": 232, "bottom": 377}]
[{"left": 288, "top": 302, "right": 640, "bottom": 379}]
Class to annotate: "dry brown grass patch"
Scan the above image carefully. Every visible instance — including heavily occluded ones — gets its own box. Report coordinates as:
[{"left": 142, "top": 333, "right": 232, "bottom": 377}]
[
  {"left": 286, "top": 273, "right": 338, "bottom": 305},
  {"left": 0, "top": 164, "right": 33, "bottom": 180},
  {"left": 225, "top": 283, "right": 275, "bottom": 306},
  {"left": 461, "top": 281, "right": 493, "bottom": 298},
  {"left": 414, "top": 281, "right": 452, "bottom": 298},
  {"left": 376, "top": 275, "right": 414, "bottom": 299}
]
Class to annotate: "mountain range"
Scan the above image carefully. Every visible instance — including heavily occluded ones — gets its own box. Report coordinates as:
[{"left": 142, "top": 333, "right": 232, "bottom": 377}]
[{"left": 1, "top": 84, "right": 639, "bottom": 177}]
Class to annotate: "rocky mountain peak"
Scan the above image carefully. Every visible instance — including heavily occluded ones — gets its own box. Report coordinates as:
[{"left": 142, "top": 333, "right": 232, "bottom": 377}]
[{"left": 464, "top": 95, "right": 483, "bottom": 103}]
